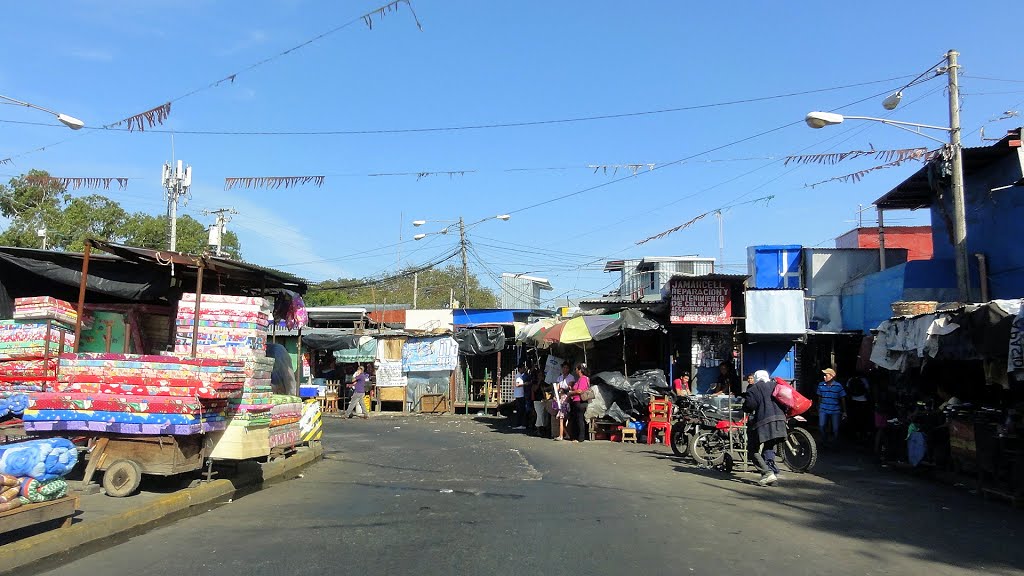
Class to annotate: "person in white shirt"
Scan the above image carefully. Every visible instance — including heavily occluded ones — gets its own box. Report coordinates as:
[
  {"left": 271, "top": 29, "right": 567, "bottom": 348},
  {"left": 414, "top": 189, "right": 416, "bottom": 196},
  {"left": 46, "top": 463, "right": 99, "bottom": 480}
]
[{"left": 512, "top": 363, "right": 528, "bottom": 430}]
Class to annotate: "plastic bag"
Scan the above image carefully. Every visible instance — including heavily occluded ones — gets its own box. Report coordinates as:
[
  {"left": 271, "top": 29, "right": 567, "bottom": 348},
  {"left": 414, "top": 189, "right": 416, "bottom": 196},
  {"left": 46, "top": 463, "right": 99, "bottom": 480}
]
[
  {"left": 772, "top": 377, "right": 812, "bottom": 417},
  {"left": 605, "top": 402, "right": 631, "bottom": 423}
]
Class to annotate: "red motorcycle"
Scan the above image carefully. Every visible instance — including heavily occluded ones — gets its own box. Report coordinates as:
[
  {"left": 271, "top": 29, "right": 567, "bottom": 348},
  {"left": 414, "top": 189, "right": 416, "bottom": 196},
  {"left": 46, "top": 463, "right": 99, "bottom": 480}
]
[{"left": 689, "top": 408, "right": 818, "bottom": 473}]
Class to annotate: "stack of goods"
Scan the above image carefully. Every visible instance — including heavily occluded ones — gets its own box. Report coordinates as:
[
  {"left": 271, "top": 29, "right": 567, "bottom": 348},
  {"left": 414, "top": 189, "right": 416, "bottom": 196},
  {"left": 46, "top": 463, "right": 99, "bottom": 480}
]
[
  {"left": 176, "top": 294, "right": 277, "bottom": 460},
  {"left": 22, "top": 354, "right": 244, "bottom": 435},
  {"left": 174, "top": 294, "right": 270, "bottom": 358},
  {"left": 268, "top": 394, "right": 302, "bottom": 449},
  {"left": 206, "top": 356, "right": 276, "bottom": 459},
  {"left": 0, "top": 320, "right": 75, "bottom": 361},
  {"left": 0, "top": 438, "right": 77, "bottom": 512},
  {"left": 13, "top": 296, "right": 78, "bottom": 326}
]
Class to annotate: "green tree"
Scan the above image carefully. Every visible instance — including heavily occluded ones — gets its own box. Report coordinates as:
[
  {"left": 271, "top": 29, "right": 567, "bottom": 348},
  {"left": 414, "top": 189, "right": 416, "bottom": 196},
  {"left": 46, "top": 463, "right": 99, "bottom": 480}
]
[
  {"left": 0, "top": 170, "right": 241, "bottom": 258},
  {"left": 306, "top": 265, "right": 498, "bottom": 308}
]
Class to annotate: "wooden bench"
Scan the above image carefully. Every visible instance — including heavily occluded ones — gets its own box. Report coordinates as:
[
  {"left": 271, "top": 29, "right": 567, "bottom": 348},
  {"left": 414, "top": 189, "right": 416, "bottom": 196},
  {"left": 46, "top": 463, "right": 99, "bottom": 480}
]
[{"left": 0, "top": 494, "right": 79, "bottom": 533}]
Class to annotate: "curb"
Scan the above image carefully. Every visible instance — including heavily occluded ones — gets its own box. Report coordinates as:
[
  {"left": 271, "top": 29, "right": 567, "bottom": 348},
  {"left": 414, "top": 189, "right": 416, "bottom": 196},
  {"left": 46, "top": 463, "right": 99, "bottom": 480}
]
[{"left": 0, "top": 442, "right": 323, "bottom": 573}]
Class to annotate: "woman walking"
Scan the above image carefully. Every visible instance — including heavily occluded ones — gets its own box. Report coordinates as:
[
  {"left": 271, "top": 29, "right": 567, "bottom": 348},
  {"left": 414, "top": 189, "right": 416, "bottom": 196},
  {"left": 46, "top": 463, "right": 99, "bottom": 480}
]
[{"left": 742, "top": 370, "right": 787, "bottom": 486}]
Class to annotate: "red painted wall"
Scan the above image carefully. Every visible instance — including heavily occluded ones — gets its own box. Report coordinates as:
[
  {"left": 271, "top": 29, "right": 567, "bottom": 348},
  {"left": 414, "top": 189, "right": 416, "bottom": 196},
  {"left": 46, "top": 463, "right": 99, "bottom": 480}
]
[
  {"left": 367, "top": 309, "right": 406, "bottom": 324},
  {"left": 835, "top": 226, "right": 933, "bottom": 261}
]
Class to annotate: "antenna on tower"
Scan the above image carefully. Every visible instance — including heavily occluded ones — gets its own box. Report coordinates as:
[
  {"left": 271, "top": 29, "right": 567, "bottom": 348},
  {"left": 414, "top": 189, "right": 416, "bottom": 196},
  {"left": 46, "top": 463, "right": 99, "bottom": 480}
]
[{"left": 162, "top": 159, "right": 192, "bottom": 251}]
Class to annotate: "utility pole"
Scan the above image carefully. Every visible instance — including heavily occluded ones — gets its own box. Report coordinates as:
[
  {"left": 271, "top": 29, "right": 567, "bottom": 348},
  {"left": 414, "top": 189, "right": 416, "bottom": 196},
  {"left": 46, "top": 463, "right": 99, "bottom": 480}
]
[
  {"left": 946, "top": 49, "right": 970, "bottom": 302},
  {"left": 458, "top": 216, "right": 469, "bottom": 308},
  {"left": 203, "top": 208, "right": 238, "bottom": 257},
  {"left": 161, "top": 160, "right": 192, "bottom": 251},
  {"left": 413, "top": 272, "right": 418, "bottom": 309}
]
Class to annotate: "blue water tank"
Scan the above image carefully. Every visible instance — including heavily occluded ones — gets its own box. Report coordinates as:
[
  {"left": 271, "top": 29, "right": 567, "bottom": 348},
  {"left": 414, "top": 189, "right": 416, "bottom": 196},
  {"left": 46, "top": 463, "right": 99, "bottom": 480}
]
[{"left": 747, "top": 245, "right": 803, "bottom": 289}]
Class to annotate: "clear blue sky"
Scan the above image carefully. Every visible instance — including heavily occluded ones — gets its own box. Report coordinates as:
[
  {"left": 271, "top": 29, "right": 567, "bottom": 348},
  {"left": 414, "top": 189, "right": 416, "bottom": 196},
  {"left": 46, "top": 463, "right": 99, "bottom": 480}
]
[{"left": 2, "top": 1, "right": 1023, "bottom": 305}]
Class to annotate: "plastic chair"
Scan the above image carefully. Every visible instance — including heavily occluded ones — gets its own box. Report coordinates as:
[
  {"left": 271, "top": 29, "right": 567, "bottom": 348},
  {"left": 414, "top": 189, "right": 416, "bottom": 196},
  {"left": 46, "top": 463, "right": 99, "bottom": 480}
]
[{"left": 647, "top": 399, "right": 672, "bottom": 445}]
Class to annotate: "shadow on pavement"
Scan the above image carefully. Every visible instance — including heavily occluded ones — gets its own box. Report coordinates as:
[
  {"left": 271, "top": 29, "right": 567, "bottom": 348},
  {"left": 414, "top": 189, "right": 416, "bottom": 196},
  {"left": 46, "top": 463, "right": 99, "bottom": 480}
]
[{"left": 647, "top": 444, "right": 1024, "bottom": 572}]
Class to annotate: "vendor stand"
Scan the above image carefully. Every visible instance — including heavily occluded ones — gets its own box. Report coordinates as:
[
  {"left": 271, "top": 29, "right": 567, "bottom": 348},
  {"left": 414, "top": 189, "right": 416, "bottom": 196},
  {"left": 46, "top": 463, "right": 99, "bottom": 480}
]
[{"left": 4, "top": 240, "right": 309, "bottom": 498}]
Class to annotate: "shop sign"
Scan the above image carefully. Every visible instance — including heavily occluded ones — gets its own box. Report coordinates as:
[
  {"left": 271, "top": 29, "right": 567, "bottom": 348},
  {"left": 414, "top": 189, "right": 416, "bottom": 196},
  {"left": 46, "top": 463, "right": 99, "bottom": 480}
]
[
  {"left": 669, "top": 279, "right": 732, "bottom": 325},
  {"left": 376, "top": 359, "right": 408, "bottom": 387},
  {"left": 401, "top": 336, "right": 460, "bottom": 372}
]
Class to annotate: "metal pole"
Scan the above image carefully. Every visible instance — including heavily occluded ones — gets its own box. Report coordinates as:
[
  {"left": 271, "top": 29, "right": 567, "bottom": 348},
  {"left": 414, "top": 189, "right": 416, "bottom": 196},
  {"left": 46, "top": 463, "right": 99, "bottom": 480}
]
[
  {"left": 483, "top": 367, "right": 490, "bottom": 414},
  {"left": 976, "top": 253, "right": 989, "bottom": 302},
  {"left": 464, "top": 360, "right": 469, "bottom": 414},
  {"left": 946, "top": 49, "right": 970, "bottom": 302},
  {"left": 413, "top": 272, "right": 418, "bottom": 309},
  {"left": 622, "top": 331, "right": 628, "bottom": 376},
  {"left": 877, "top": 207, "right": 886, "bottom": 270},
  {"left": 459, "top": 217, "right": 469, "bottom": 308},
  {"left": 74, "top": 242, "right": 91, "bottom": 351},
  {"left": 191, "top": 262, "right": 204, "bottom": 358},
  {"left": 168, "top": 181, "right": 178, "bottom": 252}
]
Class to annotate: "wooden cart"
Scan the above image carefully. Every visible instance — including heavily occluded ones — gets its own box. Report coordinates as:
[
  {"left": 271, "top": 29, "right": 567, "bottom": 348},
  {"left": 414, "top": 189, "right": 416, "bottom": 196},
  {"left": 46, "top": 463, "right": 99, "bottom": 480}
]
[{"left": 81, "top": 435, "right": 209, "bottom": 497}]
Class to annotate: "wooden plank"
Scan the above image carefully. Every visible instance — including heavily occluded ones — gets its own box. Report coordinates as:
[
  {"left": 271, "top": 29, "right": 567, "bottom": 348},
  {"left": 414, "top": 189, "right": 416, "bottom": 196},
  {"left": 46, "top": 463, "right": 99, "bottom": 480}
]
[
  {"left": 0, "top": 495, "right": 78, "bottom": 534},
  {"left": 82, "top": 437, "right": 109, "bottom": 486}
]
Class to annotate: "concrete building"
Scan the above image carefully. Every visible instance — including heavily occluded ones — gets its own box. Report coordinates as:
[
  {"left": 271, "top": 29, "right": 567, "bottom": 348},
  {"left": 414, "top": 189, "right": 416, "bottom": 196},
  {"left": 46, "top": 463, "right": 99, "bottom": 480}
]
[
  {"left": 604, "top": 256, "right": 716, "bottom": 302},
  {"left": 499, "top": 273, "right": 552, "bottom": 309}
]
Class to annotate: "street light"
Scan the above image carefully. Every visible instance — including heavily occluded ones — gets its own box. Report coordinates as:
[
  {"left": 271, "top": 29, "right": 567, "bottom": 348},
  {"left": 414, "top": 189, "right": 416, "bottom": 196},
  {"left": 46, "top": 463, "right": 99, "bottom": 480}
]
[
  {"left": 804, "top": 49, "right": 969, "bottom": 302},
  {"left": 413, "top": 233, "right": 426, "bottom": 240},
  {"left": 0, "top": 94, "right": 85, "bottom": 129}
]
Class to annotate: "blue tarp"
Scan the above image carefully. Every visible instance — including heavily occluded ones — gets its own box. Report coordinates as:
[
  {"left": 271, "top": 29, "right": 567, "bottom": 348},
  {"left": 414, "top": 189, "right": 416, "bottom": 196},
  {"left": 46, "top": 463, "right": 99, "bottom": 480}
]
[{"left": 452, "top": 309, "right": 534, "bottom": 326}]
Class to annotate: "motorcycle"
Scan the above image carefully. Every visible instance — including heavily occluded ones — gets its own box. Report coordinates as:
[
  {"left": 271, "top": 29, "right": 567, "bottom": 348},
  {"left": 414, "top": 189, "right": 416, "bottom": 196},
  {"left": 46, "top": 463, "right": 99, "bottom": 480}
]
[
  {"left": 669, "top": 395, "right": 735, "bottom": 458},
  {"left": 689, "top": 411, "right": 818, "bottom": 473}
]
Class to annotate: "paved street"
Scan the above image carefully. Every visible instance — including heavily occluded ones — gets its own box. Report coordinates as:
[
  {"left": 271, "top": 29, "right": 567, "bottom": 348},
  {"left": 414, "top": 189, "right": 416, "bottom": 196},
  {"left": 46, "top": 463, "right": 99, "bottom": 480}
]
[{"left": 42, "top": 415, "right": 1024, "bottom": 576}]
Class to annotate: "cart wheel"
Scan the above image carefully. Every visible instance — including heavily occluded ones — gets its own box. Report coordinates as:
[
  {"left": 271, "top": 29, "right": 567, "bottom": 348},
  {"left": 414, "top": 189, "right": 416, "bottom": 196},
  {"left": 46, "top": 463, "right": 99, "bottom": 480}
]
[{"left": 103, "top": 459, "right": 142, "bottom": 497}]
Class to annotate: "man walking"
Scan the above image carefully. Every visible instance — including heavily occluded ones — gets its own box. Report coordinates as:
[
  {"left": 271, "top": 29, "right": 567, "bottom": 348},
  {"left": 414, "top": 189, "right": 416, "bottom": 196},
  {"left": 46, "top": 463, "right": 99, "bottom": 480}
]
[
  {"left": 345, "top": 364, "right": 370, "bottom": 419},
  {"left": 817, "top": 368, "right": 846, "bottom": 447}
]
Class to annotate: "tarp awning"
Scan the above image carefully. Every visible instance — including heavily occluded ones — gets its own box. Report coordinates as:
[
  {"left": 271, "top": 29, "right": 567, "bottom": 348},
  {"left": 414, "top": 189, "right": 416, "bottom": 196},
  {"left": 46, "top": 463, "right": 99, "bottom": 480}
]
[
  {"left": 333, "top": 337, "right": 377, "bottom": 363},
  {"left": 454, "top": 327, "right": 507, "bottom": 355}
]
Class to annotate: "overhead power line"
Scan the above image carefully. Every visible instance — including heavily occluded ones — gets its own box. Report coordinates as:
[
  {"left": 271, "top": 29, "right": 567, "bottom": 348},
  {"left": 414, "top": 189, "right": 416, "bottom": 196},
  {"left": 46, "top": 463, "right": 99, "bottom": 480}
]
[{"left": 0, "top": 75, "right": 921, "bottom": 139}]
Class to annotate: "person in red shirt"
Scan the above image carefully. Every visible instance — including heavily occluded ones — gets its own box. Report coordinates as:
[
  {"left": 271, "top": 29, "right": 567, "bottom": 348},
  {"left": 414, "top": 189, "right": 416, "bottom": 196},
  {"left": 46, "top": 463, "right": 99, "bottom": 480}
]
[{"left": 673, "top": 373, "right": 691, "bottom": 396}]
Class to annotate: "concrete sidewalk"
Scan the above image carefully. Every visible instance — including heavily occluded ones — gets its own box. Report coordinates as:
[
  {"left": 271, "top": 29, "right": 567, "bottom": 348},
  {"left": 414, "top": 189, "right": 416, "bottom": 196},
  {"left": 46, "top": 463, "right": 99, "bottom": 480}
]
[{"left": 0, "top": 442, "right": 323, "bottom": 575}]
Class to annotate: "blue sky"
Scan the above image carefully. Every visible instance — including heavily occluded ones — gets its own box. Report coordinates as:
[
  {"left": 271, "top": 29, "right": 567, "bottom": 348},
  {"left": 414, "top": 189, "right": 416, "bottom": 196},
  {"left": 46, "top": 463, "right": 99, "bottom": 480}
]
[{"left": 2, "top": 1, "right": 1023, "bottom": 305}]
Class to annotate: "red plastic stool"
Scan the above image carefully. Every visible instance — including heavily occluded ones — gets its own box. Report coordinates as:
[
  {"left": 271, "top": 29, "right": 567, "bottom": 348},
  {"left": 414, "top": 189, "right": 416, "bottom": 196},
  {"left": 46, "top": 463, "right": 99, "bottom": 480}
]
[{"left": 647, "top": 420, "right": 671, "bottom": 445}]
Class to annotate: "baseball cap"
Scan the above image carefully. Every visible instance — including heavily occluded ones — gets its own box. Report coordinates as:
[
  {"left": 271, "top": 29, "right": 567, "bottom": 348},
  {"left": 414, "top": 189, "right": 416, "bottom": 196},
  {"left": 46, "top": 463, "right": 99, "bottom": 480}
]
[{"left": 822, "top": 368, "right": 836, "bottom": 377}]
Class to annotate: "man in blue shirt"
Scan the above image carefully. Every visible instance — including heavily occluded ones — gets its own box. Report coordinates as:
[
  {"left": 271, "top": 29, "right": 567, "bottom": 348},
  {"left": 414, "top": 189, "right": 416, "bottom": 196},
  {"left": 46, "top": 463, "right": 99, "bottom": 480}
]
[{"left": 817, "top": 368, "right": 846, "bottom": 446}]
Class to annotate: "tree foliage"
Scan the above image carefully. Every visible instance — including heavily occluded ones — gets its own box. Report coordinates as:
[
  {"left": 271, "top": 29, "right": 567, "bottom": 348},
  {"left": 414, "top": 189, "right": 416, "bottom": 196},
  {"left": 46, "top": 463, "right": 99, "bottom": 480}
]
[
  {"left": 0, "top": 170, "right": 241, "bottom": 258},
  {"left": 306, "top": 265, "right": 498, "bottom": 309}
]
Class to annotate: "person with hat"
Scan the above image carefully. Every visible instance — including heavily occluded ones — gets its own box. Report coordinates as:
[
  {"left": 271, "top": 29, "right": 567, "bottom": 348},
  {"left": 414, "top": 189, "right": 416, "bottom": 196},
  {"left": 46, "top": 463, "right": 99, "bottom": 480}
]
[{"left": 817, "top": 368, "right": 846, "bottom": 447}]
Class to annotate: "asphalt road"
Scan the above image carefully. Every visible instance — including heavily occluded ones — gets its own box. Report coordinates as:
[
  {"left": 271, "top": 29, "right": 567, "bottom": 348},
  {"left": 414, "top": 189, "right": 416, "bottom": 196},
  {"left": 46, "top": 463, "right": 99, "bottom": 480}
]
[{"left": 42, "top": 415, "right": 1024, "bottom": 576}]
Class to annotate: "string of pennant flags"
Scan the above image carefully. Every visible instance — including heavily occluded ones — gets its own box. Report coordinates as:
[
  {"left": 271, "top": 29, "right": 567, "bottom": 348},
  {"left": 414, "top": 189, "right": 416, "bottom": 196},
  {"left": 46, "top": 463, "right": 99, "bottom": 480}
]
[{"left": 0, "top": 0, "right": 423, "bottom": 163}]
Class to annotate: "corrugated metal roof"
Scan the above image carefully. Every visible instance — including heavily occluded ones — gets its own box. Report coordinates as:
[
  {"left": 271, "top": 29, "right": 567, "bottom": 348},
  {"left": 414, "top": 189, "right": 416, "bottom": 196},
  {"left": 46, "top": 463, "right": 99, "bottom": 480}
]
[{"left": 874, "top": 128, "right": 1022, "bottom": 210}]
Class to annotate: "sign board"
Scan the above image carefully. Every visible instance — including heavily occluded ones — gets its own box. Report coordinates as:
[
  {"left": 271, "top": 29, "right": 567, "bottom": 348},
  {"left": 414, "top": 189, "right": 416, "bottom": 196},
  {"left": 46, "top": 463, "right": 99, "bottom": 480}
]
[
  {"left": 375, "top": 359, "right": 408, "bottom": 387},
  {"left": 401, "top": 336, "right": 459, "bottom": 372},
  {"left": 669, "top": 279, "right": 732, "bottom": 325}
]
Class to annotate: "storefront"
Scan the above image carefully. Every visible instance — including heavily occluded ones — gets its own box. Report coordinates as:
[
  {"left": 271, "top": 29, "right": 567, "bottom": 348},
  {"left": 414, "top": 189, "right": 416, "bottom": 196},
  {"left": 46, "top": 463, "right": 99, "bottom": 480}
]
[{"left": 664, "top": 274, "right": 747, "bottom": 393}]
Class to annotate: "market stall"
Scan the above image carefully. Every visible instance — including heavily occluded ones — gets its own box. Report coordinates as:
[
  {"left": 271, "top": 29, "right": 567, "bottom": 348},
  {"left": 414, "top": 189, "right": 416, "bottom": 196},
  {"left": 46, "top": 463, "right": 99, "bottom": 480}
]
[{"left": 0, "top": 240, "right": 312, "bottom": 499}]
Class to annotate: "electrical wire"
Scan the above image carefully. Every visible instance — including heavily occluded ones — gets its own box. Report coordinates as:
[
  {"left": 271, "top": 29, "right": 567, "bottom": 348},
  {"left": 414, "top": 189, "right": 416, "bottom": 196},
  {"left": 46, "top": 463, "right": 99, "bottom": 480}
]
[{"left": 0, "top": 75, "right": 922, "bottom": 138}]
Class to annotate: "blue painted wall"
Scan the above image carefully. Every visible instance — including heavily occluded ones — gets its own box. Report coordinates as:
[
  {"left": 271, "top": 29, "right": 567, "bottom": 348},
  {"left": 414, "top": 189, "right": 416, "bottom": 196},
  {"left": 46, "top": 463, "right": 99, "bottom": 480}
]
[
  {"left": 747, "top": 245, "right": 802, "bottom": 289},
  {"left": 744, "top": 342, "right": 796, "bottom": 380},
  {"left": 929, "top": 148, "right": 1024, "bottom": 300}
]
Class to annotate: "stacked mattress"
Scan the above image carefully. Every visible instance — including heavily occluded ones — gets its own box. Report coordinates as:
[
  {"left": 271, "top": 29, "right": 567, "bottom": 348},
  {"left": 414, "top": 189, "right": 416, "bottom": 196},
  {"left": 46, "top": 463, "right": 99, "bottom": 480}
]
[
  {"left": 174, "top": 294, "right": 271, "bottom": 358},
  {"left": 22, "top": 354, "right": 245, "bottom": 435},
  {"left": 13, "top": 296, "right": 78, "bottom": 326},
  {"left": 268, "top": 394, "right": 302, "bottom": 449},
  {"left": 177, "top": 295, "right": 277, "bottom": 459},
  {"left": 0, "top": 321, "right": 75, "bottom": 361}
]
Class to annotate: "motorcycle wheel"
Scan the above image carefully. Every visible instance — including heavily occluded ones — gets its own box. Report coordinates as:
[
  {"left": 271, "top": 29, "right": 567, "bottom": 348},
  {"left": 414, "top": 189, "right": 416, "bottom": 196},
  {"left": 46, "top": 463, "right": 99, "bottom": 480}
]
[
  {"left": 688, "top": 430, "right": 726, "bottom": 467},
  {"left": 781, "top": 426, "right": 818, "bottom": 473},
  {"left": 670, "top": 423, "right": 689, "bottom": 457}
]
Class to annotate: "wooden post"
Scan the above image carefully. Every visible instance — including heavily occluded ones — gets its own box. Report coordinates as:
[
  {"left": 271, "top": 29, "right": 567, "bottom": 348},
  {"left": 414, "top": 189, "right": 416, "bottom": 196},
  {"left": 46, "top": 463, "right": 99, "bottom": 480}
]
[
  {"left": 191, "top": 262, "right": 204, "bottom": 358},
  {"left": 74, "top": 242, "right": 91, "bottom": 352},
  {"left": 496, "top": 349, "right": 502, "bottom": 407},
  {"left": 296, "top": 327, "right": 303, "bottom": 384}
]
